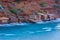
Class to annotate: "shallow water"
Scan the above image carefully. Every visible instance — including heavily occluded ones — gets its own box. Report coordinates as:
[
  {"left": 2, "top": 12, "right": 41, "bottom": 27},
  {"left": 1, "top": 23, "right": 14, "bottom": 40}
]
[{"left": 0, "top": 19, "right": 60, "bottom": 40}]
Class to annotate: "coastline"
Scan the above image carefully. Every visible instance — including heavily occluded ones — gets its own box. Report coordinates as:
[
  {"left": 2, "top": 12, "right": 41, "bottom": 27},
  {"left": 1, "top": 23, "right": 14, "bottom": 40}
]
[{"left": 0, "top": 18, "right": 60, "bottom": 27}]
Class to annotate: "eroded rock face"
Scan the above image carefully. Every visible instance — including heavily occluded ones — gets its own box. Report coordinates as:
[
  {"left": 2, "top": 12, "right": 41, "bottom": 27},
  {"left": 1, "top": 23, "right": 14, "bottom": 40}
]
[
  {"left": 0, "top": 0, "right": 14, "bottom": 2},
  {"left": 0, "top": 0, "right": 60, "bottom": 17}
]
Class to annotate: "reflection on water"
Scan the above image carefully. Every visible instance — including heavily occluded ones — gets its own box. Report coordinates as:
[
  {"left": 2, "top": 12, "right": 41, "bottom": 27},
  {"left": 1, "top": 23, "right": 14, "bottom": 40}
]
[{"left": 0, "top": 22, "right": 60, "bottom": 40}]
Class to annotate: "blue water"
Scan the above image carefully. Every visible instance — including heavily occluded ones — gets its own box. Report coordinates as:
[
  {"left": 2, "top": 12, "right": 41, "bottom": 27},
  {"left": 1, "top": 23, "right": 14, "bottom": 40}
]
[{"left": 0, "top": 19, "right": 60, "bottom": 40}]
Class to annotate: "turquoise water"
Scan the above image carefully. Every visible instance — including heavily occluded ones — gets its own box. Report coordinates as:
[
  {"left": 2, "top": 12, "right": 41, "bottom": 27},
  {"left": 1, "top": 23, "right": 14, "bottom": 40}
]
[{"left": 0, "top": 19, "right": 60, "bottom": 40}]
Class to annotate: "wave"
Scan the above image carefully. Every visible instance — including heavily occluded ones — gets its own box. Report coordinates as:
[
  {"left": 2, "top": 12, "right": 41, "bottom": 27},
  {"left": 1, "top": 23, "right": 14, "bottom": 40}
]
[
  {"left": 0, "top": 24, "right": 13, "bottom": 27},
  {"left": 4, "top": 34, "right": 16, "bottom": 36},
  {"left": 52, "top": 18, "right": 60, "bottom": 22},
  {"left": 0, "top": 23, "right": 29, "bottom": 27},
  {"left": 55, "top": 23, "right": 60, "bottom": 30},
  {"left": 10, "top": 23, "right": 28, "bottom": 25},
  {"left": 0, "top": 18, "right": 60, "bottom": 27},
  {"left": 42, "top": 27, "right": 52, "bottom": 32},
  {"left": 37, "top": 18, "right": 60, "bottom": 24}
]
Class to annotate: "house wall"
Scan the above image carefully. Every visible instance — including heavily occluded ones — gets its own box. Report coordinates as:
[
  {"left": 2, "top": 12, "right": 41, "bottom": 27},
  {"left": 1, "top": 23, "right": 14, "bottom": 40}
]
[
  {"left": 0, "top": 19, "right": 9, "bottom": 24},
  {"left": 0, "top": 11, "right": 9, "bottom": 23}
]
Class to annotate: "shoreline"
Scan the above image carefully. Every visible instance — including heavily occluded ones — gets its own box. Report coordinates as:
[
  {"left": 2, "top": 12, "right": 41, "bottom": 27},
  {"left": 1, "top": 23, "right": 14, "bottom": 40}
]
[{"left": 0, "top": 18, "right": 60, "bottom": 27}]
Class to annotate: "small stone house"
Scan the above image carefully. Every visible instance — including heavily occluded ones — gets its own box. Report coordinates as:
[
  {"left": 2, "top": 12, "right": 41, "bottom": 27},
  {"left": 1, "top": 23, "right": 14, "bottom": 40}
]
[
  {"left": 0, "top": 17, "right": 9, "bottom": 24},
  {"left": 0, "top": 12, "right": 9, "bottom": 24}
]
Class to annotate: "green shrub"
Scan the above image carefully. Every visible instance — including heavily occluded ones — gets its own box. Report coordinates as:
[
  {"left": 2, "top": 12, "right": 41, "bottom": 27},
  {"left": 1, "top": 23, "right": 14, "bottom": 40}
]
[
  {"left": 40, "top": 2, "right": 46, "bottom": 7},
  {"left": 10, "top": 9, "right": 16, "bottom": 14},
  {"left": 38, "top": 10, "right": 43, "bottom": 13}
]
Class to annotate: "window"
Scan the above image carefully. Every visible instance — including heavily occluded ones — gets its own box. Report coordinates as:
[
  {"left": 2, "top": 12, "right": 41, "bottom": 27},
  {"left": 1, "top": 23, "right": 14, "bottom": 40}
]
[
  {"left": 55, "top": 0, "right": 59, "bottom": 3},
  {"left": 2, "top": 19, "right": 8, "bottom": 23},
  {"left": 57, "top": 9, "right": 60, "bottom": 13}
]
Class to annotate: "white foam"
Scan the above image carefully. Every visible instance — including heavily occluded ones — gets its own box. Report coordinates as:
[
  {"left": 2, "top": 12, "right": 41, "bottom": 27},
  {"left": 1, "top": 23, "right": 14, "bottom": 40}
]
[
  {"left": 37, "top": 18, "right": 60, "bottom": 24},
  {"left": 56, "top": 23, "right": 60, "bottom": 28},
  {"left": 20, "top": 23, "right": 28, "bottom": 25},
  {"left": 36, "top": 20, "right": 53, "bottom": 24},
  {"left": 42, "top": 27, "right": 52, "bottom": 31},
  {"left": 42, "top": 27, "right": 49, "bottom": 30},
  {"left": 53, "top": 18, "right": 60, "bottom": 22},
  {"left": 0, "top": 24, "right": 13, "bottom": 27},
  {"left": 55, "top": 23, "right": 60, "bottom": 30},
  {"left": 0, "top": 33, "right": 16, "bottom": 36},
  {"left": 36, "top": 21, "right": 45, "bottom": 24},
  {"left": 4, "top": 34, "right": 16, "bottom": 36},
  {"left": 10, "top": 23, "right": 20, "bottom": 25},
  {"left": 10, "top": 23, "right": 28, "bottom": 25},
  {"left": 45, "top": 28, "right": 52, "bottom": 31},
  {"left": 0, "top": 23, "right": 29, "bottom": 27}
]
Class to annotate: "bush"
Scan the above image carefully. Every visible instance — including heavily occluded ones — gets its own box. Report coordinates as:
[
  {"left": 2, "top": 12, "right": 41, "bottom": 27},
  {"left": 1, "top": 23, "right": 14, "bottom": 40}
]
[
  {"left": 38, "top": 10, "right": 43, "bottom": 13},
  {"left": 10, "top": 9, "right": 16, "bottom": 14},
  {"left": 40, "top": 2, "right": 46, "bottom": 7}
]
